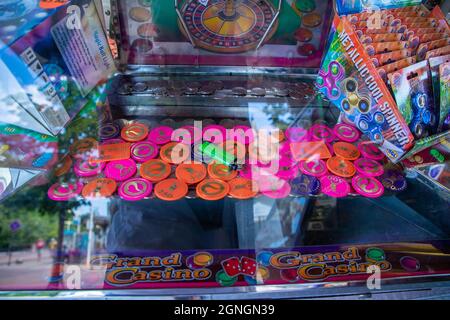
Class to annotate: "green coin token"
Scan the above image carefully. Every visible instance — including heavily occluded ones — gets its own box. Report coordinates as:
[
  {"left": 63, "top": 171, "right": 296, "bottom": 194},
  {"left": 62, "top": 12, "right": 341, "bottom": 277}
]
[
  {"left": 366, "top": 248, "right": 386, "bottom": 262},
  {"left": 296, "top": 0, "right": 316, "bottom": 13},
  {"left": 216, "top": 270, "right": 237, "bottom": 287}
]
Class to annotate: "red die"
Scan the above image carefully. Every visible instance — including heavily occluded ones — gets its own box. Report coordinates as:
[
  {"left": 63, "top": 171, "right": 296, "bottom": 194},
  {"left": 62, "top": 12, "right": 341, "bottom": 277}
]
[
  {"left": 240, "top": 257, "right": 257, "bottom": 277},
  {"left": 222, "top": 257, "right": 241, "bottom": 277}
]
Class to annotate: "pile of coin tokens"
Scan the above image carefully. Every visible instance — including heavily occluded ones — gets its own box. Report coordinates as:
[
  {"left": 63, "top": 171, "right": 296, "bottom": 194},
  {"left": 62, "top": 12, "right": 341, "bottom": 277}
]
[{"left": 48, "top": 120, "right": 407, "bottom": 202}]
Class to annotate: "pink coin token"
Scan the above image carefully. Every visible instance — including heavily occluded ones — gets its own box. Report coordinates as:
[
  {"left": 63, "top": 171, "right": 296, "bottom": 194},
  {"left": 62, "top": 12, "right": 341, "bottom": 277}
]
[
  {"left": 334, "top": 123, "right": 361, "bottom": 143},
  {"left": 358, "top": 142, "right": 385, "bottom": 161},
  {"left": 148, "top": 126, "right": 173, "bottom": 145},
  {"left": 232, "top": 125, "right": 255, "bottom": 145},
  {"left": 203, "top": 125, "right": 227, "bottom": 144},
  {"left": 104, "top": 159, "right": 137, "bottom": 182},
  {"left": 74, "top": 159, "right": 105, "bottom": 178},
  {"left": 354, "top": 158, "right": 384, "bottom": 177},
  {"left": 48, "top": 182, "right": 83, "bottom": 201},
  {"left": 299, "top": 159, "right": 328, "bottom": 177},
  {"left": 131, "top": 141, "right": 158, "bottom": 163},
  {"left": 173, "top": 126, "right": 202, "bottom": 145},
  {"left": 118, "top": 178, "right": 153, "bottom": 201},
  {"left": 351, "top": 175, "right": 384, "bottom": 198},
  {"left": 279, "top": 142, "right": 294, "bottom": 160},
  {"left": 310, "top": 125, "right": 335, "bottom": 143},
  {"left": 259, "top": 175, "right": 292, "bottom": 199},
  {"left": 276, "top": 157, "right": 299, "bottom": 180},
  {"left": 285, "top": 127, "right": 309, "bottom": 142},
  {"left": 320, "top": 175, "right": 350, "bottom": 198}
]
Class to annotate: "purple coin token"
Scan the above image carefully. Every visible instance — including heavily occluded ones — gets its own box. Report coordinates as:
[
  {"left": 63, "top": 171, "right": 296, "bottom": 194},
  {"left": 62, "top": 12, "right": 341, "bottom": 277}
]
[
  {"left": 299, "top": 159, "right": 328, "bottom": 177},
  {"left": 354, "top": 158, "right": 384, "bottom": 177},
  {"left": 334, "top": 123, "right": 361, "bottom": 143},
  {"left": 118, "top": 178, "right": 153, "bottom": 201},
  {"left": 310, "top": 124, "right": 335, "bottom": 143},
  {"left": 74, "top": 159, "right": 105, "bottom": 178},
  {"left": 131, "top": 141, "right": 158, "bottom": 163},
  {"left": 351, "top": 175, "right": 384, "bottom": 198},
  {"left": 104, "top": 159, "right": 137, "bottom": 182},
  {"left": 381, "top": 169, "right": 407, "bottom": 192},
  {"left": 320, "top": 175, "right": 350, "bottom": 198},
  {"left": 99, "top": 123, "right": 120, "bottom": 141},
  {"left": 203, "top": 125, "right": 227, "bottom": 144},
  {"left": 48, "top": 182, "right": 83, "bottom": 201},
  {"left": 148, "top": 126, "right": 173, "bottom": 145},
  {"left": 290, "top": 174, "right": 320, "bottom": 196},
  {"left": 400, "top": 256, "right": 420, "bottom": 272},
  {"left": 232, "top": 125, "right": 255, "bottom": 145},
  {"left": 285, "top": 127, "right": 309, "bottom": 142}
]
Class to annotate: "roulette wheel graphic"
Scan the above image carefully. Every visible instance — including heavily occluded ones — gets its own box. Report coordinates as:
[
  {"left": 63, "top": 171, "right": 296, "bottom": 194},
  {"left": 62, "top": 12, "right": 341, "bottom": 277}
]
[{"left": 176, "top": 0, "right": 281, "bottom": 53}]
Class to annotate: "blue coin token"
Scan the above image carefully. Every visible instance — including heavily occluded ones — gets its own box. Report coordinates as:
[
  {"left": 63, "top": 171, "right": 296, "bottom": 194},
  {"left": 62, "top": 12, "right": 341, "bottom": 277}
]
[{"left": 290, "top": 174, "right": 320, "bottom": 196}]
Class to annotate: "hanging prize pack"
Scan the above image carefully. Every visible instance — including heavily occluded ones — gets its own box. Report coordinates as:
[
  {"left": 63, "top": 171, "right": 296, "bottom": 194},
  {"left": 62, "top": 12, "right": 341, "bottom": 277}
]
[
  {"left": 387, "top": 60, "right": 437, "bottom": 139},
  {"left": 440, "top": 62, "right": 450, "bottom": 131},
  {"left": 317, "top": 1, "right": 450, "bottom": 163},
  {"left": 0, "top": 0, "right": 115, "bottom": 136}
]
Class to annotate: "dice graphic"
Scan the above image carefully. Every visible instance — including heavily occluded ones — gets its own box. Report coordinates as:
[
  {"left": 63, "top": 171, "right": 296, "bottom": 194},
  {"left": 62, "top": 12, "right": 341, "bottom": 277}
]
[
  {"left": 240, "top": 257, "right": 257, "bottom": 277},
  {"left": 222, "top": 257, "right": 241, "bottom": 277}
]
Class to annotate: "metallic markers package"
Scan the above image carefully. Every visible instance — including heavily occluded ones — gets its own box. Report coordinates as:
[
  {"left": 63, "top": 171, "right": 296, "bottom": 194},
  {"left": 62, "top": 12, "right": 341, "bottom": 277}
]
[
  {"left": 371, "top": 48, "right": 416, "bottom": 67},
  {"left": 388, "top": 60, "right": 438, "bottom": 139},
  {"left": 364, "top": 41, "right": 411, "bottom": 56},
  {"left": 377, "top": 57, "right": 417, "bottom": 82},
  {"left": 317, "top": 16, "right": 414, "bottom": 162},
  {"left": 359, "top": 33, "right": 406, "bottom": 44},
  {"left": 417, "top": 38, "right": 450, "bottom": 60},
  {"left": 439, "top": 62, "right": 450, "bottom": 131},
  {"left": 426, "top": 45, "right": 450, "bottom": 59},
  {"left": 429, "top": 54, "right": 450, "bottom": 123}
]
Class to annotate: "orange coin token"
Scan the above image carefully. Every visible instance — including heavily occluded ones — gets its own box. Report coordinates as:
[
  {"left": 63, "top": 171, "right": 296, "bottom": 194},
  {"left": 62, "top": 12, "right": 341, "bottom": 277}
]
[
  {"left": 228, "top": 177, "right": 259, "bottom": 200},
  {"left": 327, "top": 156, "right": 356, "bottom": 178},
  {"left": 54, "top": 156, "right": 73, "bottom": 177},
  {"left": 175, "top": 162, "right": 207, "bottom": 185},
  {"left": 121, "top": 123, "right": 149, "bottom": 142},
  {"left": 154, "top": 178, "right": 188, "bottom": 201},
  {"left": 160, "top": 142, "right": 190, "bottom": 164},
  {"left": 196, "top": 179, "right": 230, "bottom": 201},
  {"left": 82, "top": 178, "right": 117, "bottom": 198},
  {"left": 208, "top": 162, "right": 238, "bottom": 181},
  {"left": 140, "top": 159, "right": 171, "bottom": 182},
  {"left": 333, "top": 142, "right": 360, "bottom": 160}
]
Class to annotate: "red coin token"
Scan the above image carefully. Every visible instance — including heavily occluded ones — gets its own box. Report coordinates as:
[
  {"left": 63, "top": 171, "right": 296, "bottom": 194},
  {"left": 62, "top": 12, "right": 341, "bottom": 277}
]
[
  {"left": 196, "top": 179, "right": 230, "bottom": 201},
  {"left": 333, "top": 142, "right": 360, "bottom": 161},
  {"left": 82, "top": 178, "right": 117, "bottom": 199},
  {"left": 358, "top": 142, "right": 385, "bottom": 161},
  {"left": 334, "top": 124, "right": 361, "bottom": 143},
  {"left": 118, "top": 178, "right": 153, "bottom": 201},
  {"left": 351, "top": 175, "right": 384, "bottom": 198},
  {"left": 154, "top": 178, "right": 188, "bottom": 201},
  {"left": 299, "top": 159, "right": 328, "bottom": 177},
  {"left": 140, "top": 159, "right": 171, "bottom": 182},
  {"left": 176, "top": 162, "right": 207, "bottom": 185},
  {"left": 295, "top": 28, "right": 313, "bottom": 42},
  {"left": 310, "top": 125, "right": 335, "bottom": 143},
  {"left": 327, "top": 156, "right": 356, "bottom": 178},
  {"left": 354, "top": 158, "right": 384, "bottom": 177},
  {"left": 228, "top": 177, "right": 259, "bottom": 200},
  {"left": 131, "top": 141, "right": 158, "bottom": 163},
  {"left": 121, "top": 123, "right": 149, "bottom": 142},
  {"left": 320, "top": 175, "right": 350, "bottom": 198}
]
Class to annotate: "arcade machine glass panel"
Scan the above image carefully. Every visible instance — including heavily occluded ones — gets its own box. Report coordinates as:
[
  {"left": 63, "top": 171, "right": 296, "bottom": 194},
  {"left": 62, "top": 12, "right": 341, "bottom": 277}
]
[{"left": 0, "top": 0, "right": 450, "bottom": 299}]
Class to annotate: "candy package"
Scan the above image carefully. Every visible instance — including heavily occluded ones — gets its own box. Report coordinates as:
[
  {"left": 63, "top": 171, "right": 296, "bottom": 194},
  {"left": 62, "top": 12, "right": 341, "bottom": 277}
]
[{"left": 388, "top": 60, "right": 437, "bottom": 139}]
